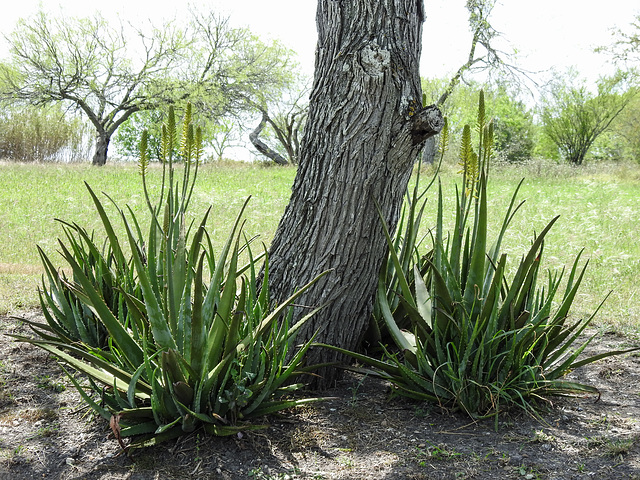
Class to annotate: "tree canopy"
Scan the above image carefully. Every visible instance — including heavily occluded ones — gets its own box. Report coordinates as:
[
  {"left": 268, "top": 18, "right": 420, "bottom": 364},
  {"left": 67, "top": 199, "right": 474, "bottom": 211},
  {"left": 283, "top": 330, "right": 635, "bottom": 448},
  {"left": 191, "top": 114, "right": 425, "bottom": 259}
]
[{"left": 597, "top": 13, "right": 640, "bottom": 70}]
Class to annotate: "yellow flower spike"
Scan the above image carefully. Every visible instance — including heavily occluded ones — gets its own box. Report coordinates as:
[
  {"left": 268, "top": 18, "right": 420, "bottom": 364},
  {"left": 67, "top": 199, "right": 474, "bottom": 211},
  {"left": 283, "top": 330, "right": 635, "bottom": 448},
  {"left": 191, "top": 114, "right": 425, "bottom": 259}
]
[{"left": 139, "top": 129, "right": 149, "bottom": 177}]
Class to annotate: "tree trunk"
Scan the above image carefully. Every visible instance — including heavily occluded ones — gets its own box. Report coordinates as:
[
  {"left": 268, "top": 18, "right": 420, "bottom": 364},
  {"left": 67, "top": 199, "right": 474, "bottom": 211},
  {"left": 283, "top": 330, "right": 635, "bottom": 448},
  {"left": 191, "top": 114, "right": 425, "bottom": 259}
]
[
  {"left": 266, "top": 0, "right": 442, "bottom": 388},
  {"left": 249, "top": 111, "right": 289, "bottom": 165},
  {"left": 422, "top": 135, "right": 438, "bottom": 164},
  {"left": 92, "top": 131, "right": 110, "bottom": 166}
]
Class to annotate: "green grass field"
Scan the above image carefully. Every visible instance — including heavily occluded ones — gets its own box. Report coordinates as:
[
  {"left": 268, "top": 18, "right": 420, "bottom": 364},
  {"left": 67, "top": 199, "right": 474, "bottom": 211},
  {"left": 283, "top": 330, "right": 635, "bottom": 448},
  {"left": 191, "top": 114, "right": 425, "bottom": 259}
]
[{"left": 1, "top": 159, "right": 638, "bottom": 334}]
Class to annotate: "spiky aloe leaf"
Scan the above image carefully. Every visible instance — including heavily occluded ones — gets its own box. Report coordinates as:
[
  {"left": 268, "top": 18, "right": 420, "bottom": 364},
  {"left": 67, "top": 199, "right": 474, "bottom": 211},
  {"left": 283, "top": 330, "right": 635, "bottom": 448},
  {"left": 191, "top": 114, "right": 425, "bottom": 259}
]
[
  {"left": 377, "top": 280, "right": 416, "bottom": 361},
  {"left": 83, "top": 183, "right": 126, "bottom": 268},
  {"left": 121, "top": 214, "right": 177, "bottom": 352},
  {"left": 463, "top": 170, "right": 487, "bottom": 319},
  {"left": 11, "top": 337, "right": 150, "bottom": 398}
]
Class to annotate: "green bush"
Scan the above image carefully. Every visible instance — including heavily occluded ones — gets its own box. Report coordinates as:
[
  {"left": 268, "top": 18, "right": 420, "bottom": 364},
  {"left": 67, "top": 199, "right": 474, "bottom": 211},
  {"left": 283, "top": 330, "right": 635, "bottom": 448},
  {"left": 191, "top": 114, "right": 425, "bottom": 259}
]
[
  {"left": 326, "top": 92, "right": 638, "bottom": 424},
  {"left": 16, "top": 105, "right": 323, "bottom": 449},
  {"left": 115, "top": 108, "right": 237, "bottom": 162},
  {"left": 491, "top": 89, "right": 536, "bottom": 163},
  {"left": 421, "top": 79, "right": 536, "bottom": 163}
]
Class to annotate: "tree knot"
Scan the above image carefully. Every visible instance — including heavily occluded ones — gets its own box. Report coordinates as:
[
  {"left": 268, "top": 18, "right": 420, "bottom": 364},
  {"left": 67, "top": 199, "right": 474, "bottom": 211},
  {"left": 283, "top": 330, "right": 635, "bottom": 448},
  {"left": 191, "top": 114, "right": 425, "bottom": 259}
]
[
  {"left": 360, "top": 43, "right": 391, "bottom": 78},
  {"left": 410, "top": 105, "right": 444, "bottom": 146}
]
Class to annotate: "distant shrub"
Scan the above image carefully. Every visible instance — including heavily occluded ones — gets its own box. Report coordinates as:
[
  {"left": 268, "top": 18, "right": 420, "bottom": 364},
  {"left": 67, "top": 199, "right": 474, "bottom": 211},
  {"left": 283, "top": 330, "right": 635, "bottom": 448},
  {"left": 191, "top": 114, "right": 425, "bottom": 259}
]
[
  {"left": 115, "top": 108, "right": 238, "bottom": 162},
  {"left": 492, "top": 95, "right": 536, "bottom": 163},
  {"left": 0, "top": 104, "right": 90, "bottom": 162}
]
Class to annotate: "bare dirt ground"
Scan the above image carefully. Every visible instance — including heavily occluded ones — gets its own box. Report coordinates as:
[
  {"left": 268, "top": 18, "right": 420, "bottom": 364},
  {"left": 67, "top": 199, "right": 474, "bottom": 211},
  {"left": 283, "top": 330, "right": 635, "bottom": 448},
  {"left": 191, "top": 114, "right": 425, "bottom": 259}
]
[{"left": 0, "top": 311, "right": 638, "bottom": 480}]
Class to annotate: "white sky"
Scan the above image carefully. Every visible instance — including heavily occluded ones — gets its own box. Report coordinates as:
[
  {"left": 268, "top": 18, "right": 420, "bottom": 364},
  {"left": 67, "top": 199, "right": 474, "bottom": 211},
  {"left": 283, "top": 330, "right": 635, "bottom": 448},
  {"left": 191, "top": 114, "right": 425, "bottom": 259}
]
[{"left": 1, "top": 0, "right": 637, "bottom": 89}]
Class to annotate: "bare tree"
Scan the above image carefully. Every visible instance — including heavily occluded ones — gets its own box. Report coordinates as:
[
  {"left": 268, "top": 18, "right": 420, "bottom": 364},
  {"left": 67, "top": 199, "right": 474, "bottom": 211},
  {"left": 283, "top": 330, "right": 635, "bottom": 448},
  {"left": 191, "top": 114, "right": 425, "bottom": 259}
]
[
  {"left": 249, "top": 111, "right": 289, "bottom": 165},
  {"left": 265, "top": 0, "right": 443, "bottom": 388},
  {"left": 250, "top": 83, "right": 309, "bottom": 165}
]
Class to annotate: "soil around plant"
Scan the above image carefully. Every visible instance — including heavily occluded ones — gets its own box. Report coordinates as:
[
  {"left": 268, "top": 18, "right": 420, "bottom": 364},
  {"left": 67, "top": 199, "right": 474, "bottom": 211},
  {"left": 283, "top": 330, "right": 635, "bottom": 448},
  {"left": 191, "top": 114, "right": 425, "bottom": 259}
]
[{"left": 0, "top": 311, "right": 639, "bottom": 480}]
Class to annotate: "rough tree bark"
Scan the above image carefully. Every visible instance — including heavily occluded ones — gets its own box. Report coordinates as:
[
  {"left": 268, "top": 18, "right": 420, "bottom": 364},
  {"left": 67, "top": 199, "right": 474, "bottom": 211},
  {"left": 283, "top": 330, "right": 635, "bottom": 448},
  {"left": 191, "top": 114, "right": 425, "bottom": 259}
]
[
  {"left": 422, "top": 135, "right": 438, "bottom": 164},
  {"left": 266, "top": 0, "right": 443, "bottom": 388},
  {"left": 92, "top": 131, "right": 111, "bottom": 166},
  {"left": 88, "top": 108, "right": 138, "bottom": 166}
]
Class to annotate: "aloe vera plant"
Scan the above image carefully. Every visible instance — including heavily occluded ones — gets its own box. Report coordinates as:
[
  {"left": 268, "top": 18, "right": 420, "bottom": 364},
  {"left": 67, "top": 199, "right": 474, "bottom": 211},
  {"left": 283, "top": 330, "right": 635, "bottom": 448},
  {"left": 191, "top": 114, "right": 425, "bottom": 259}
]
[
  {"left": 324, "top": 91, "right": 639, "bottom": 423},
  {"left": 17, "top": 105, "right": 324, "bottom": 449},
  {"left": 36, "top": 220, "right": 138, "bottom": 348}
]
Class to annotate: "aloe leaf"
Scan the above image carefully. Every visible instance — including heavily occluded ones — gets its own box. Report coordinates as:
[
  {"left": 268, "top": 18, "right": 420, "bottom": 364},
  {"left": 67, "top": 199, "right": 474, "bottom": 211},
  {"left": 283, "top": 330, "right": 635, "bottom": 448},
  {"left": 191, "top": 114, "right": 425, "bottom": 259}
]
[
  {"left": 204, "top": 198, "right": 251, "bottom": 317},
  {"left": 266, "top": 337, "right": 316, "bottom": 395},
  {"left": 424, "top": 259, "right": 454, "bottom": 322},
  {"left": 478, "top": 254, "right": 506, "bottom": 327},
  {"left": 127, "top": 361, "right": 151, "bottom": 408},
  {"left": 314, "top": 343, "right": 402, "bottom": 376},
  {"left": 552, "top": 258, "right": 588, "bottom": 324},
  {"left": 119, "top": 290, "right": 149, "bottom": 341},
  {"left": 463, "top": 171, "right": 487, "bottom": 318},
  {"left": 22, "top": 315, "right": 70, "bottom": 344},
  {"left": 413, "top": 265, "right": 432, "bottom": 329},
  {"left": 56, "top": 242, "right": 144, "bottom": 366},
  {"left": 83, "top": 182, "right": 126, "bottom": 267},
  {"left": 242, "top": 359, "right": 279, "bottom": 416},
  {"left": 122, "top": 215, "right": 177, "bottom": 352},
  {"left": 449, "top": 186, "right": 466, "bottom": 279},
  {"left": 511, "top": 250, "right": 543, "bottom": 321},
  {"left": 375, "top": 200, "right": 415, "bottom": 306},
  {"left": 397, "top": 296, "right": 430, "bottom": 342},
  {"left": 542, "top": 277, "right": 606, "bottom": 366},
  {"left": 190, "top": 253, "right": 206, "bottom": 376},
  {"left": 257, "top": 249, "right": 270, "bottom": 309},
  {"left": 377, "top": 280, "right": 416, "bottom": 361},
  {"left": 14, "top": 339, "right": 147, "bottom": 397},
  {"left": 545, "top": 336, "right": 595, "bottom": 379},
  {"left": 37, "top": 247, "right": 78, "bottom": 335},
  {"left": 572, "top": 346, "right": 640, "bottom": 371},
  {"left": 544, "top": 294, "right": 611, "bottom": 376},
  {"left": 203, "top": 238, "right": 241, "bottom": 372},
  {"left": 221, "top": 250, "right": 243, "bottom": 360},
  {"left": 17, "top": 335, "right": 152, "bottom": 396},
  {"left": 397, "top": 362, "right": 441, "bottom": 398},
  {"left": 498, "top": 216, "right": 560, "bottom": 326},
  {"left": 540, "top": 319, "right": 584, "bottom": 368},
  {"left": 61, "top": 365, "right": 112, "bottom": 421},
  {"left": 126, "top": 426, "right": 184, "bottom": 450},
  {"left": 169, "top": 212, "right": 187, "bottom": 335},
  {"left": 535, "top": 379, "right": 600, "bottom": 396},
  {"left": 240, "top": 271, "right": 330, "bottom": 351},
  {"left": 203, "top": 423, "right": 267, "bottom": 436},
  {"left": 201, "top": 270, "right": 330, "bottom": 407},
  {"left": 119, "top": 422, "right": 158, "bottom": 438},
  {"left": 487, "top": 179, "right": 525, "bottom": 265}
]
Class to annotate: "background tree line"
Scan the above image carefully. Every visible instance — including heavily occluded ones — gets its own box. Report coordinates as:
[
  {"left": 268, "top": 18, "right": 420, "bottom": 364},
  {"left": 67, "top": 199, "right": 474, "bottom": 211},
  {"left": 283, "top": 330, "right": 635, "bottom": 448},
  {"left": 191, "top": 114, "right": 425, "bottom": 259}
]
[{"left": 0, "top": 8, "right": 638, "bottom": 166}]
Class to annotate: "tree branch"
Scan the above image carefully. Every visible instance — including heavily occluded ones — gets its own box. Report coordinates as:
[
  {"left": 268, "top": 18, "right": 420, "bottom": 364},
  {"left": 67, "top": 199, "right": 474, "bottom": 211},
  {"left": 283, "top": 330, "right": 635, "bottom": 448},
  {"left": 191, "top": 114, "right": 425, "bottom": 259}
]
[{"left": 249, "top": 111, "right": 289, "bottom": 165}]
